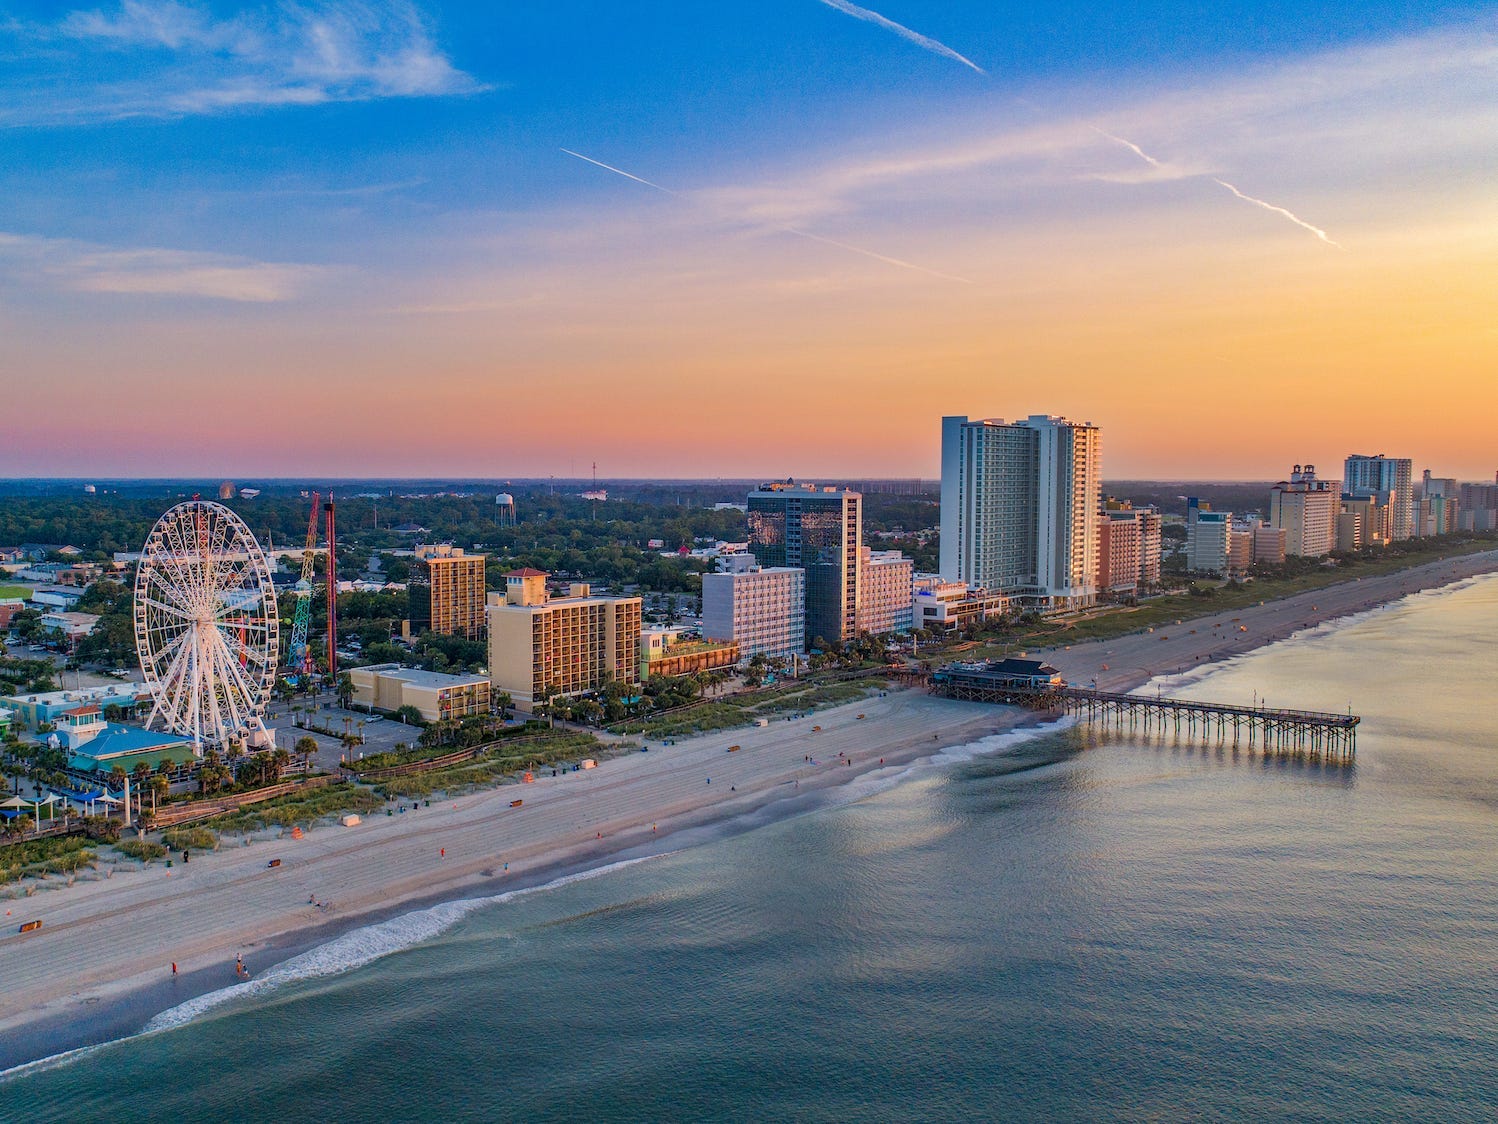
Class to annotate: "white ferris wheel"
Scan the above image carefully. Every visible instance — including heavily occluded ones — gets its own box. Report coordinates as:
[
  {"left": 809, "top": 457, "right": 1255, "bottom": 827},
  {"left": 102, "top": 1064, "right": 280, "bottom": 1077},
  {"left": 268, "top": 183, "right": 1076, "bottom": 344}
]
[{"left": 133, "top": 499, "right": 280, "bottom": 754}]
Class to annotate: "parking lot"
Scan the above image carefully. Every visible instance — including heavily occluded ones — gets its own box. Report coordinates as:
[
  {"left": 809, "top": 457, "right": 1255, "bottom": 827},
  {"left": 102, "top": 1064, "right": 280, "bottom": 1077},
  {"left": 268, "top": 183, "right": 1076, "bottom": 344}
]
[{"left": 261, "top": 698, "right": 424, "bottom": 771}]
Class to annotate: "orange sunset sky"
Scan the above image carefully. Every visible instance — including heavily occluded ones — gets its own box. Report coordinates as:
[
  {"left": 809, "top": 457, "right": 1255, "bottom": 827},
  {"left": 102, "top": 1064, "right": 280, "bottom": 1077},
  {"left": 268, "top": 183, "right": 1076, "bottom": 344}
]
[{"left": 1, "top": 6, "right": 1494, "bottom": 480}]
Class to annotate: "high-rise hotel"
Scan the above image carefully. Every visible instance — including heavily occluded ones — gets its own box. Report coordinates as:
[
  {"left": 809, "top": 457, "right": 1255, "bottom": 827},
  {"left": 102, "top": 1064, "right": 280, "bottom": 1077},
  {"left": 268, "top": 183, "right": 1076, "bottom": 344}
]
[
  {"left": 747, "top": 482, "right": 862, "bottom": 646},
  {"left": 486, "top": 570, "right": 641, "bottom": 712},
  {"left": 408, "top": 544, "right": 488, "bottom": 640},
  {"left": 940, "top": 414, "right": 1102, "bottom": 610},
  {"left": 1343, "top": 454, "right": 1413, "bottom": 541}
]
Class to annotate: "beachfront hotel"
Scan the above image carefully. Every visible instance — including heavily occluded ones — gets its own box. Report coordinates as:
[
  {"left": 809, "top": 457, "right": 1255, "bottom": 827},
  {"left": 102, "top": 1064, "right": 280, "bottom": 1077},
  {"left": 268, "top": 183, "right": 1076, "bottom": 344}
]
[
  {"left": 486, "top": 570, "right": 642, "bottom": 712},
  {"left": 857, "top": 548, "right": 915, "bottom": 635},
  {"left": 1270, "top": 465, "right": 1340, "bottom": 557},
  {"left": 747, "top": 482, "right": 862, "bottom": 645},
  {"left": 407, "top": 544, "right": 488, "bottom": 640},
  {"left": 1343, "top": 454, "right": 1413, "bottom": 541},
  {"left": 701, "top": 565, "right": 806, "bottom": 661},
  {"left": 940, "top": 414, "right": 1102, "bottom": 610}
]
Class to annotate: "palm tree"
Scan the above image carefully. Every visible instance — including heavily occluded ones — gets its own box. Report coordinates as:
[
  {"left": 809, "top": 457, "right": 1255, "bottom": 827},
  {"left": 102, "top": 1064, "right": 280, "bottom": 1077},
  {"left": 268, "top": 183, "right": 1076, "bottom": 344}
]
[
  {"left": 149, "top": 772, "right": 170, "bottom": 813},
  {"left": 272, "top": 747, "right": 291, "bottom": 781},
  {"left": 294, "top": 736, "right": 319, "bottom": 774}
]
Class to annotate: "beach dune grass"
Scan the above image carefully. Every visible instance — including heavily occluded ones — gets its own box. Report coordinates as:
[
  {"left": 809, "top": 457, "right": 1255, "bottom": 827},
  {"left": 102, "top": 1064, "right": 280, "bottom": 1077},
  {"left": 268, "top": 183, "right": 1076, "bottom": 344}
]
[
  {"left": 190, "top": 785, "right": 384, "bottom": 835},
  {"left": 114, "top": 839, "right": 168, "bottom": 863},
  {"left": 1, "top": 836, "right": 96, "bottom": 884},
  {"left": 161, "top": 827, "right": 219, "bottom": 852},
  {"left": 375, "top": 731, "right": 603, "bottom": 800},
  {"left": 610, "top": 680, "right": 884, "bottom": 739}
]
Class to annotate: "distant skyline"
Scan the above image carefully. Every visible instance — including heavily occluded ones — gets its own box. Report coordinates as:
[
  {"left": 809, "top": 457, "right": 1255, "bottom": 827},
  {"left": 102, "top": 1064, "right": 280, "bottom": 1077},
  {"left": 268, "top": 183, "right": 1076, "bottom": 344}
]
[{"left": 1, "top": 2, "right": 1494, "bottom": 478}]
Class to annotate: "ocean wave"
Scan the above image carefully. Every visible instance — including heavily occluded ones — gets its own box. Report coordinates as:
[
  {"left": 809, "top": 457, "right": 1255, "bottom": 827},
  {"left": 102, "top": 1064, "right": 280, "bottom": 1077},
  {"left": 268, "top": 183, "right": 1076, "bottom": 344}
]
[
  {"left": 0, "top": 1042, "right": 112, "bottom": 1087},
  {"left": 1, "top": 854, "right": 666, "bottom": 1084},
  {"left": 142, "top": 854, "right": 664, "bottom": 1033},
  {"left": 928, "top": 716, "right": 1076, "bottom": 767}
]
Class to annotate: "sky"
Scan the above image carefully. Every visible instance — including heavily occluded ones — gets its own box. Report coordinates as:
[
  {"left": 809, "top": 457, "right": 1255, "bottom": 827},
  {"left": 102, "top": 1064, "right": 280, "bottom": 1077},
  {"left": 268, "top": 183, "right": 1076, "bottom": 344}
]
[{"left": 0, "top": 1, "right": 1494, "bottom": 481}]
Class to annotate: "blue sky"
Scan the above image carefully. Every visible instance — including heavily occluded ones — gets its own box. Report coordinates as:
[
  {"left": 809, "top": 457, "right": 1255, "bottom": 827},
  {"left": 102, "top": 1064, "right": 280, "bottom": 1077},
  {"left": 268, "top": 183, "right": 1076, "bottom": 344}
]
[{"left": 1, "top": 2, "right": 1495, "bottom": 477}]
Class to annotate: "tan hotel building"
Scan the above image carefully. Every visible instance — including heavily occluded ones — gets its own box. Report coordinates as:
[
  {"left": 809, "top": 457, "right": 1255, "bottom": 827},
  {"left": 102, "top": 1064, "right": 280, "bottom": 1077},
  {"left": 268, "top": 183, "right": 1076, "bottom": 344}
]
[
  {"left": 486, "top": 569, "right": 642, "bottom": 711},
  {"left": 410, "top": 545, "right": 488, "bottom": 640}
]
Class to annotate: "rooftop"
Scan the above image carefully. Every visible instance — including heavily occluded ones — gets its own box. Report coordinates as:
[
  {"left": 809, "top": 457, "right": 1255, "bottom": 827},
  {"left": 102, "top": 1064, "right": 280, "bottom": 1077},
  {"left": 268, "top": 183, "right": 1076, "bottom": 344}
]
[
  {"left": 67, "top": 722, "right": 192, "bottom": 765},
  {"left": 357, "top": 664, "right": 489, "bottom": 689}
]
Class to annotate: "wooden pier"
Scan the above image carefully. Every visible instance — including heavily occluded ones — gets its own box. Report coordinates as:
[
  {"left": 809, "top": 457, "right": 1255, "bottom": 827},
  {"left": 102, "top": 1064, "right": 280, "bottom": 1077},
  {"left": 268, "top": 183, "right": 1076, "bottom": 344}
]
[{"left": 930, "top": 661, "right": 1357, "bottom": 762}]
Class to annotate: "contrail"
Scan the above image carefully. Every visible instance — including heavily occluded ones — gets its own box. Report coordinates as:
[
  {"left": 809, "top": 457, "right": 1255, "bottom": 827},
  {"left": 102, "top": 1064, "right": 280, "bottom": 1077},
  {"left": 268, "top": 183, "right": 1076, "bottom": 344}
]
[
  {"left": 783, "top": 226, "right": 973, "bottom": 283},
  {"left": 560, "top": 148, "right": 677, "bottom": 195},
  {"left": 815, "top": 0, "right": 985, "bottom": 74},
  {"left": 561, "top": 147, "right": 973, "bottom": 283},
  {"left": 1210, "top": 178, "right": 1341, "bottom": 248},
  {"left": 1092, "top": 128, "right": 1341, "bottom": 249},
  {"left": 1089, "top": 126, "right": 1162, "bottom": 168}
]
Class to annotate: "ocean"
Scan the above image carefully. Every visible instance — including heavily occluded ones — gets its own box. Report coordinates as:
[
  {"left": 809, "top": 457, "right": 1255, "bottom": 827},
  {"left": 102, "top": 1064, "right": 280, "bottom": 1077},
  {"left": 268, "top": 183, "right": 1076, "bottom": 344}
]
[{"left": 5, "top": 575, "right": 1498, "bottom": 1121}]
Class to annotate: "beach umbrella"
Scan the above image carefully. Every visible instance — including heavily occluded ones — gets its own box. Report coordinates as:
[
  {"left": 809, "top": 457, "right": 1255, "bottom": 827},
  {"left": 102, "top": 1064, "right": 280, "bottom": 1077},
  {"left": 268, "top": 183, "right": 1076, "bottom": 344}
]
[{"left": 0, "top": 795, "right": 26, "bottom": 809}]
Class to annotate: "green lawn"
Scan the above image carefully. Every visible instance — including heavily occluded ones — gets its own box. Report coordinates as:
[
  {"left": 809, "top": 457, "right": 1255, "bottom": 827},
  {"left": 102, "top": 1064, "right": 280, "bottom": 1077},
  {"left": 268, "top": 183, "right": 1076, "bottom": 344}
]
[{"left": 0, "top": 584, "right": 32, "bottom": 601}]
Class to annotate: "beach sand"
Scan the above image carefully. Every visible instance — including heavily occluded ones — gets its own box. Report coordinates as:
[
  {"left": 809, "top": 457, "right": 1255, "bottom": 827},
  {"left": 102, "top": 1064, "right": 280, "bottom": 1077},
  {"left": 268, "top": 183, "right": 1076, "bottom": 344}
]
[{"left": 3, "top": 546, "right": 1496, "bottom": 1069}]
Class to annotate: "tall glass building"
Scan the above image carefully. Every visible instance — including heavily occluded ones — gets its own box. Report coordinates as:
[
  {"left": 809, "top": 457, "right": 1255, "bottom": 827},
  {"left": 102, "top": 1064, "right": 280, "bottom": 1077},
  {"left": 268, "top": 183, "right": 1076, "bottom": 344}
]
[{"left": 747, "top": 483, "right": 862, "bottom": 647}]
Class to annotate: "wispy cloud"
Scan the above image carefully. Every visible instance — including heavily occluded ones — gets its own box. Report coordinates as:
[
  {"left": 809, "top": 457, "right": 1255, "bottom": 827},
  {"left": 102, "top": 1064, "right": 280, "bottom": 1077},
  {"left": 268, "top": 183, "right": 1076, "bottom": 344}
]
[
  {"left": 1, "top": 1, "right": 482, "bottom": 125},
  {"left": 0, "top": 231, "right": 328, "bottom": 301},
  {"left": 1092, "top": 128, "right": 1342, "bottom": 247},
  {"left": 561, "top": 147, "right": 973, "bottom": 283},
  {"left": 814, "top": 0, "right": 984, "bottom": 73}
]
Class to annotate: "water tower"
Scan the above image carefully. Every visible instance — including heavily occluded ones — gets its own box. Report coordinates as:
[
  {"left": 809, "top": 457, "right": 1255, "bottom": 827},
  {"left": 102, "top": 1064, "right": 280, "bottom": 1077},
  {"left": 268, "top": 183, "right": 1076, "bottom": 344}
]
[{"left": 496, "top": 491, "right": 516, "bottom": 527}]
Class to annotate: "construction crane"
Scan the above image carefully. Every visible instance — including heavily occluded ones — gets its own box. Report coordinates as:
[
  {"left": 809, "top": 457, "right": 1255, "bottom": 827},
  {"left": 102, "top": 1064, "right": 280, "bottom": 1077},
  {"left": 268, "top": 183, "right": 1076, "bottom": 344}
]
[{"left": 287, "top": 491, "right": 321, "bottom": 676}]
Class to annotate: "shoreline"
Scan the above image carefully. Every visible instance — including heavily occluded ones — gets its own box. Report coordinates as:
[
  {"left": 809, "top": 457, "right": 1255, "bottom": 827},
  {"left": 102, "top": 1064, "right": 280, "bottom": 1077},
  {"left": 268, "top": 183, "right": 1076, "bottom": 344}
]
[{"left": 3, "top": 547, "right": 1497, "bottom": 1074}]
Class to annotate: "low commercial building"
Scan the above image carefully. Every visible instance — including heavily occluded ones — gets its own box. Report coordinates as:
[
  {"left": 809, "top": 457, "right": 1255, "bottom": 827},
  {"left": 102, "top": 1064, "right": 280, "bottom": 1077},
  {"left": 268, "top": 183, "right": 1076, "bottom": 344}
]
[
  {"left": 348, "top": 664, "right": 493, "bottom": 722},
  {"left": 639, "top": 627, "right": 739, "bottom": 679},
  {"left": 38, "top": 611, "right": 102, "bottom": 647},
  {"left": 487, "top": 570, "right": 642, "bottom": 712},
  {"left": 28, "top": 587, "right": 84, "bottom": 610},
  {"left": 60, "top": 719, "right": 195, "bottom": 775},
  {"left": 701, "top": 566, "right": 805, "bottom": 661},
  {"left": 911, "top": 575, "right": 1010, "bottom": 633},
  {"left": 1, "top": 684, "right": 151, "bottom": 730}
]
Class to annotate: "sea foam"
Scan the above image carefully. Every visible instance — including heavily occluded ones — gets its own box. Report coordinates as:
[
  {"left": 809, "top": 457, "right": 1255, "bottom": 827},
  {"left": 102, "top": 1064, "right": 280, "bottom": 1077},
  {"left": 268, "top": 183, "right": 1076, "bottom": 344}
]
[
  {"left": 0, "top": 854, "right": 665, "bottom": 1084},
  {"left": 142, "top": 853, "right": 664, "bottom": 1033}
]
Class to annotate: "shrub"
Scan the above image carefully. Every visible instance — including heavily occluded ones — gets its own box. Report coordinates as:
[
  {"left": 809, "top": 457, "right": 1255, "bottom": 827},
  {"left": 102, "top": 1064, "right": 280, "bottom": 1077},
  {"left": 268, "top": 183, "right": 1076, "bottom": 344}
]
[
  {"left": 116, "top": 839, "right": 168, "bottom": 862},
  {"left": 162, "top": 827, "right": 219, "bottom": 852},
  {"left": 81, "top": 815, "right": 122, "bottom": 843}
]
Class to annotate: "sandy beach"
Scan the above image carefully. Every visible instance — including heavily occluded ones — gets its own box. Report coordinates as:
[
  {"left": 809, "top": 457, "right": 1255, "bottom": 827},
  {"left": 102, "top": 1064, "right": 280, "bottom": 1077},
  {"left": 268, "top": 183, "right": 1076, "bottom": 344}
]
[{"left": 3, "top": 547, "right": 1496, "bottom": 1070}]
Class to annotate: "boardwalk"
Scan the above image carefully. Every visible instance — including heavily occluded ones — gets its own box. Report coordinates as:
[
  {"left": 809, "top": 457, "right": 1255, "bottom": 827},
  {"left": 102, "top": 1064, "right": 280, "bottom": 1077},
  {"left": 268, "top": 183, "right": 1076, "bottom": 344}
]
[{"left": 930, "top": 662, "right": 1358, "bottom": 761}]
